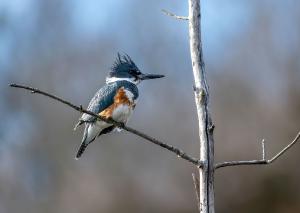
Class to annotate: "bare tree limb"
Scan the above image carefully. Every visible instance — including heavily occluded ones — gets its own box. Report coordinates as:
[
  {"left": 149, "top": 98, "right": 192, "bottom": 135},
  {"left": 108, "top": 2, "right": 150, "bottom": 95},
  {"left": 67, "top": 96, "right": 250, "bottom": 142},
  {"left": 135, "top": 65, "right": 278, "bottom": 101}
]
[
  {"left": 215, "top": 131, "right": 300, "bottom": 170},
  {"left": 262, "top": 139, "right": 266, "bottom": 160},
  {"left": 162, "top": 9, "right": 189, "bottom": 20},
  {"left": 10, "top": 83, "right": 203, "bottom": 167},
  {"left": 188, "top": 0, "right": 215, "bottom": 212}
]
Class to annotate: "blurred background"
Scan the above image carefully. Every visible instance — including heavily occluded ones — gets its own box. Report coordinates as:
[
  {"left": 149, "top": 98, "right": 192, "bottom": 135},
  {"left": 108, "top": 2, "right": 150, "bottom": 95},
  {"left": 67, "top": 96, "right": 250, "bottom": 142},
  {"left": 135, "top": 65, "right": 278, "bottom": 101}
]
[{"left": 1, "top": 0, "right": 300, "bottom": 212}]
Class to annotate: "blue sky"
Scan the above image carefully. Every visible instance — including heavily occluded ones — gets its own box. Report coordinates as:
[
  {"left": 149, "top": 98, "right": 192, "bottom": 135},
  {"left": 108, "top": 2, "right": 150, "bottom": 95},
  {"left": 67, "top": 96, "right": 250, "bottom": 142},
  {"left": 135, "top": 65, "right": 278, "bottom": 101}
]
[{"left": 0, "top": 0, "right": 255, "bottom": 73}]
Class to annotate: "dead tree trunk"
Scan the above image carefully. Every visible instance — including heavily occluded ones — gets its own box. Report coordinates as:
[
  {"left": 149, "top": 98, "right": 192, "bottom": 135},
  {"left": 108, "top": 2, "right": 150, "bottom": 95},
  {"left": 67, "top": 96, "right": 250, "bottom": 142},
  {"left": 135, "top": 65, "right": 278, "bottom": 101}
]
[{"left": 188, "top": 0, "right": 215, "bottom": 212}]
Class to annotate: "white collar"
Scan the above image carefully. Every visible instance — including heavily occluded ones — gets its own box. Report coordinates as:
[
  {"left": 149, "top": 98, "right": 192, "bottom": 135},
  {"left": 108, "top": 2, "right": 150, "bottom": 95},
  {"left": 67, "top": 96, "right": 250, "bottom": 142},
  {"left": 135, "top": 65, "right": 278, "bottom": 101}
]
[{"left": 106, "top": 77, "right": 140, "bottom": 85}]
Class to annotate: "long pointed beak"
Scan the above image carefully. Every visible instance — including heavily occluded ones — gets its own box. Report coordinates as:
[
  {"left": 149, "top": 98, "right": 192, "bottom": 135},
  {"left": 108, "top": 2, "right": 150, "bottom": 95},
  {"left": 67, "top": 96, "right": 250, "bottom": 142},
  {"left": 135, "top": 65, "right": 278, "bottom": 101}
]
[{"left": 139, "top": 73, "right": 165, "bottom": 80}]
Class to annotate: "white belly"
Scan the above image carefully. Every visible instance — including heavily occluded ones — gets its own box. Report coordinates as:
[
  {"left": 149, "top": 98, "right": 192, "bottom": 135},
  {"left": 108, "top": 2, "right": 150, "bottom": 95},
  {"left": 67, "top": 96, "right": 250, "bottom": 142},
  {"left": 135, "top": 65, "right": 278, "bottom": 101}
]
[
  {"left": 112, "top": 104, "right": 133, "bottom": 123},
  {"left": 86, "top": 104, "right": 134, "bottom": 141},
  {"left": 86, "top": 121, "right": 111, "bottom": 142}
]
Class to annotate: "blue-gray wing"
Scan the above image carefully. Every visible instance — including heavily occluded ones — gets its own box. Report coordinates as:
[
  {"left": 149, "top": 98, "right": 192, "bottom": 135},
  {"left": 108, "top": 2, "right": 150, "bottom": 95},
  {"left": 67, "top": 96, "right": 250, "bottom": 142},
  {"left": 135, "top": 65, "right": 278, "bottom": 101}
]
[
  {"left": 74, "top": 81, "right": 138, "bottom": 130},
  {"left": 80, "top": 83, "right": 118, "bottom": 123}
]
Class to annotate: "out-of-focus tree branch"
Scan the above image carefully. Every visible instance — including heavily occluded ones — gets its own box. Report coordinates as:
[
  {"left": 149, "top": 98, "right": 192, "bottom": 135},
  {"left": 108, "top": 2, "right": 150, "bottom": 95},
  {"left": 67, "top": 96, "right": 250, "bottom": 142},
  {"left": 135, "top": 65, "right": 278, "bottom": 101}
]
[
  {"left": 10, "top": 83, "right": 203, "bottom": 167},
  {"left": 215, "top": 131, "right": 300, "bottom": 170},
  {"left": 161, "top": 9, "right": 189, "bottom": 20}
]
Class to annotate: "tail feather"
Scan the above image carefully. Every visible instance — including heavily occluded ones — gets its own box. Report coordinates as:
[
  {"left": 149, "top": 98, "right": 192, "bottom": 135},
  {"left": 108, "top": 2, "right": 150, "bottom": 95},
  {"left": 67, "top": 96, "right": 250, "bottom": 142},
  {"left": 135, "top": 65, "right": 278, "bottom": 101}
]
[
  {"left": 75, "top": 143, "right": 88, "bottom": 159},
  {"left": 75, "top": 124, "right": 92, "bottom": 160},
  {"left": 75, "top": 123, "right": 107, "bottom": 159},
  {"left": 74, "top": 120, "right": 84, "bottom": 131}
]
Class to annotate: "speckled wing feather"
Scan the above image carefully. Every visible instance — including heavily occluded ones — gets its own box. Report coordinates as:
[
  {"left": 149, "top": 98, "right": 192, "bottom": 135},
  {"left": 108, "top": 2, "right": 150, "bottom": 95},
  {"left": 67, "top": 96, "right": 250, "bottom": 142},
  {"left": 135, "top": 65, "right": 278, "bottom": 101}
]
[{"left": 80, "top": 83, "right": 118, "bottom": 123}]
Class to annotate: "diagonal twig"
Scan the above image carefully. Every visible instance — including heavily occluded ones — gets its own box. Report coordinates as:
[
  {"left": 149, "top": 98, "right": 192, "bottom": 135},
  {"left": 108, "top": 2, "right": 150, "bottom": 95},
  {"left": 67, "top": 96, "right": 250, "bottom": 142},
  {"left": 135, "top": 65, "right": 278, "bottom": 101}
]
[
  {"left": 10, "top": 83, "right": 202, "bottom": 167},
  {"left": 162, "top": 9, "right": 189, "bottom": 20},
  {"left": 215, "top": 131, "right": 300, "bottom": 170},
  {"left": 192, "top": 173, "right": 200, "bottom": 211}
]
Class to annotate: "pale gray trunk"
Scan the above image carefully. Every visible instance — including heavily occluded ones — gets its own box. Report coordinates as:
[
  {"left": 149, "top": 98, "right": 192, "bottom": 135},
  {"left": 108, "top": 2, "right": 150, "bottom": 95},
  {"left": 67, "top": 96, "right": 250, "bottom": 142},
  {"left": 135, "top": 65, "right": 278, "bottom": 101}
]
[{"left": 188, "top": 0, "right": 215, "bottom": 212}]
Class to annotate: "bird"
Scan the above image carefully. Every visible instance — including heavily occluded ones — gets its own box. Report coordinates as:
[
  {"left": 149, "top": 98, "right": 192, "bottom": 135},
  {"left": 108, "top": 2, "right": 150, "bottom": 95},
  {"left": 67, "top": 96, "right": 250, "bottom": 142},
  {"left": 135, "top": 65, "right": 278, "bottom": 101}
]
[{"left": 74, "top": 53, "right": 164, "bottom": 159}]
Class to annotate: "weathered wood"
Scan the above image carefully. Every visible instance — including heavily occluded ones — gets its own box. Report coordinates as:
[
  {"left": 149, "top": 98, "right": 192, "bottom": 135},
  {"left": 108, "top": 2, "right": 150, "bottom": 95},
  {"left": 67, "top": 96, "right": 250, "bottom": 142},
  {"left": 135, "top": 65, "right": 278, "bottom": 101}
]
[
  {"left": 215, "top": 132, "right": 300, "bottom": 170},
  {"left": 9, "top": 83, "right": 203, "bottom": 166},
  {"left": 188, "top": 0, "right": 215, "bottom": 212}
]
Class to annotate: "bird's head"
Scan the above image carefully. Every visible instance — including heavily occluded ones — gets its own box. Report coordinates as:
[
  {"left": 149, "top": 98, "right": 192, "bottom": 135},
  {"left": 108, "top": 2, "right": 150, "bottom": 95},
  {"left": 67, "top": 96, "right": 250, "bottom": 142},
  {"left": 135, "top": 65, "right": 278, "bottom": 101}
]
[{"left": 106, "top": 53, "right": 164, "bottom": 84}]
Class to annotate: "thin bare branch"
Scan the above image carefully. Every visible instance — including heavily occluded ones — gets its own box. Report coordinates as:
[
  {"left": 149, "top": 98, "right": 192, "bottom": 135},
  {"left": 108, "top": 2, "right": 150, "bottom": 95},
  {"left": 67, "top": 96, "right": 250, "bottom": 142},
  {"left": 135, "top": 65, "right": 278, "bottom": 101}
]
[
  {"left": 268, "top": 132, "right": 300, "bottom": 163},
  {"left": 261, "top": 139, "right": 266, "bottom": 160},
  {"left": 192, "top": 173, "right": 200, "bottom": 212},
  {"left": 215, "top": 160, "right": 268, "bottom": 169},
  {"left": 215, "top": 132, "right": 300, "bottom": 170},
  {"left": 162, "top": 9, "right": 189, "bottom": 20},
  {"left": 10, "top": 83, "right": 203, "bottom": 167}
]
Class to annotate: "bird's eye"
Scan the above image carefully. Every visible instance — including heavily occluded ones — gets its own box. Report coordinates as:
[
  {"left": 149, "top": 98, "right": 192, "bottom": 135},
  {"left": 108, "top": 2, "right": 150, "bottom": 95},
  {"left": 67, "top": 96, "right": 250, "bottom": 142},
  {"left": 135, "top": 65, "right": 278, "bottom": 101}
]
[{"left": 130, "top": 70, "right": 140, "bottom": 75}]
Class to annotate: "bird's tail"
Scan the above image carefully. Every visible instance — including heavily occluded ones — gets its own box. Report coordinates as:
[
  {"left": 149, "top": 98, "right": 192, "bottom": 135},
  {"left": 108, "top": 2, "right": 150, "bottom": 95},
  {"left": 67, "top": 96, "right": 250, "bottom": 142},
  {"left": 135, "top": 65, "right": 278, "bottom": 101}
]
[
  {"left": 75, "top": 142, "right": 88, "bottom": 159},
  {"left": 75, "top": 124, "right": 95, "bottom": 160}
]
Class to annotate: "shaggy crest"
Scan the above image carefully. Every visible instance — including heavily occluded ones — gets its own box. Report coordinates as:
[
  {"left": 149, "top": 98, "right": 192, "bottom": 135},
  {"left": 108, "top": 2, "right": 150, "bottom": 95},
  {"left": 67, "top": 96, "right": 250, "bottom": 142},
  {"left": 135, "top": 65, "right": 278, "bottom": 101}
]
[{"left": 110, "top": 53, "right": 138, "bottom": 73}]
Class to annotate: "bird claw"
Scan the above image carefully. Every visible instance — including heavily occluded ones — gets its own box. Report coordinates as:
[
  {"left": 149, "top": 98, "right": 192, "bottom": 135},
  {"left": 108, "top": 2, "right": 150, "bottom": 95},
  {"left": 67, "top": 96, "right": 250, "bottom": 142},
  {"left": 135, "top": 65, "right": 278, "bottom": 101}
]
[{"left": 119, "top": 122, "right": 126, "bottom": 128}]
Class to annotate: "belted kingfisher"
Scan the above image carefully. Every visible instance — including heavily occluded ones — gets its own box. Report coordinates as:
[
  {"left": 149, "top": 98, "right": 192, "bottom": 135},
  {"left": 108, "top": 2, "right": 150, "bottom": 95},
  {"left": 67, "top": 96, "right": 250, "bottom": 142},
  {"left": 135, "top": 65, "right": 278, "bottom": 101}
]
[{"left": 74, "top": 53, "right": 164, "bottom": 159}]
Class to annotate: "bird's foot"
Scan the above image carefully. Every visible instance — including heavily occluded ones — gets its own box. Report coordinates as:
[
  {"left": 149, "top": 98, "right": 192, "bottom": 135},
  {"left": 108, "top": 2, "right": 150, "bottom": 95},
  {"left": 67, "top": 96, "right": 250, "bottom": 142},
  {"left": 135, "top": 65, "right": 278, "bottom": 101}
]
[{"left": 118, "top": 122, "right": 126, "bottom": 128}]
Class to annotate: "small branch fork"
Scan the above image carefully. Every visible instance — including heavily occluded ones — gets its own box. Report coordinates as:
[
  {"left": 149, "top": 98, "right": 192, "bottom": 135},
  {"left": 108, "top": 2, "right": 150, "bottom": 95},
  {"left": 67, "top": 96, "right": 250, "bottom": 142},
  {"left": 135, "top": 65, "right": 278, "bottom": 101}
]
[
  {"left": 10, "top": 83, "right": 202, "bottom": 167},
  {"left": 161, "top": 9, "right": 189, "bottom": 21},
  {"left": 215, "top": 132, "right": 300, "bottom": 170}
]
